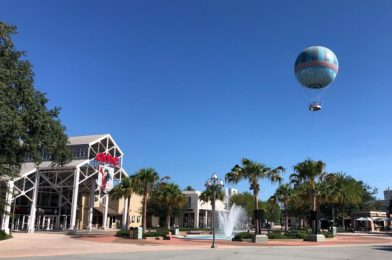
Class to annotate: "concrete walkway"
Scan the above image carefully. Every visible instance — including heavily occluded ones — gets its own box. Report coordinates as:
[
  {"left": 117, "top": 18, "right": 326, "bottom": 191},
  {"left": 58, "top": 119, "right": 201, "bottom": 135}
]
[{"left": 0, "top": 232, "right": 391, "bottom": 259}]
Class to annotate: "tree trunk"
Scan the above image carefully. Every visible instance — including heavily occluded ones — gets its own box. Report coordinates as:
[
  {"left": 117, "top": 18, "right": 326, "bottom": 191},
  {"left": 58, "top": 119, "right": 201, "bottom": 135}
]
[
  {"left": 312, "top": 185, "right": 317, "bottom": 234},
  {"left": 284, "top": 204, "right": 288, "bottom": 232},
  {"left": 125, "top": 195, "right": 131, "bottom": 229},
  {"left": 341, "top": 209, "right": 345, "bottom": 229},
  {"left": 167, "top": 206, "right": 172, "bottom": 229},
  {"left": 332, "top": 205, "right": 335, "bottom": 227},
  {"left": 142, "top": 192, "right": 148, "bottom": 232},
  {"left": 254, "top": 189, "right": 259, "bottom": 234}
]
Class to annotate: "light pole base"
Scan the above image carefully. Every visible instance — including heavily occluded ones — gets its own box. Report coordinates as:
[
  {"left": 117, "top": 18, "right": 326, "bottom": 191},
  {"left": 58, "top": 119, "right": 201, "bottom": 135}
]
[
  {"left": 252, "top": 234, "right": 268, "bottom": 243},
  {"left": 304, "top": 234, "right": 325, "bottom": 242}
]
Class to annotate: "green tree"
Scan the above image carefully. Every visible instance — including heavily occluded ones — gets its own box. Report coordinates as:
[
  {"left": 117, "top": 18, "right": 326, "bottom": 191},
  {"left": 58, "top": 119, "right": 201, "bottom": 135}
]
[
  {"left": 322, "top": 172, "right": 363, "bottom": 226},
  {"left": 259, "top": 200, "right": 281, "bottom": 224},
  {"left": 230, "top": 192, "right": 254, "bottom": 223},
  {"left": 269, "top": 183, "right": 293, "bottom": 232},
  {"left": 156, "top": 183, "right": 187, "bottom": 228},
  {"left": 226, "top": 158, "right": 284, "bottom": 233},
  {"left": 287, "top": 184, "right": 311, "bottom": 229},
  {"left": 109, "top": 176, "right": 138, "bottom": 229},
  {"left": 133, "top": 168, "right": 159, "bottom": 231},
  {"left": 0, "top": 22, "right": 71, "bottom": 179},
  {"left": 290, "top": 159, "right": 326, "bottom": 233},
  {"left": 0, "top": 22, "right": 71, "bottom": 217},
  {"left": 183, "top": 185, "right": 195, "bottom": 191}
]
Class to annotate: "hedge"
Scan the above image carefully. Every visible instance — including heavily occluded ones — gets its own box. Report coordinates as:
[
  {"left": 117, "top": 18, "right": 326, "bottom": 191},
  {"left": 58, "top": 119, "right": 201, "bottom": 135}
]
[
  {"left": 233, "top": 232, "right": 253, "bottom": 240},
  {"left": 0, "top": 230, "right": 11, "bottom": 240}
]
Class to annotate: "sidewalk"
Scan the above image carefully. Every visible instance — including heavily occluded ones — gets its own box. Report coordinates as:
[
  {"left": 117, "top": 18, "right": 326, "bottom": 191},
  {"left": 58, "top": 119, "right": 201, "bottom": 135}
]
[{"left": 0, "top": 232, "right": 391, "bottom": 258}]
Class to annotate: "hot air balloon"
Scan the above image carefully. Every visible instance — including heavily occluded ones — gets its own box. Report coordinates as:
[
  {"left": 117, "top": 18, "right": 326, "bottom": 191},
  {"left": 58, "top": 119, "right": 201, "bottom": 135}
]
[{"left": 294, "top": 46, "right": 339, "bottom": 111}]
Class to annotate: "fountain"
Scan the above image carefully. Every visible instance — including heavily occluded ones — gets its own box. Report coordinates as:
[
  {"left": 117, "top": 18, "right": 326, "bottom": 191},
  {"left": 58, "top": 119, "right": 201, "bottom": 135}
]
[
  {"left": 182, "top": 188, "right": 247, "bottom": 240},
  {"left": 218, "top": 203, "right": 246, "bottom": 238}
]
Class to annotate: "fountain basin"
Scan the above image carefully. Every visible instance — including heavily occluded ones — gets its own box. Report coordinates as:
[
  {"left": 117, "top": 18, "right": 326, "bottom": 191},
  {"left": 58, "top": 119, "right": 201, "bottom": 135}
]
[{"left": 181, "top": 234, "right": 233, "bottom": 240}]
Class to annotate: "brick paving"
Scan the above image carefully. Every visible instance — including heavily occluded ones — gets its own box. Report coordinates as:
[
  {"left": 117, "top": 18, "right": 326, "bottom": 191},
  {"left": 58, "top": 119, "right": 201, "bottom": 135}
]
[
  {"left": 75, "top": 233, "right": 392, "bottom": 247},
  {"left": 0, "top": 232, "right": 391, "bottom": 258}
]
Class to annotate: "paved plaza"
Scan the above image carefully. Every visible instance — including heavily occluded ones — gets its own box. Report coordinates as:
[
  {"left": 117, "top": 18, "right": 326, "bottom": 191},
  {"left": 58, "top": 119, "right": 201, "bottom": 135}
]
[{"left": 0, "top": 232, "right": 391, "bottom": 259}]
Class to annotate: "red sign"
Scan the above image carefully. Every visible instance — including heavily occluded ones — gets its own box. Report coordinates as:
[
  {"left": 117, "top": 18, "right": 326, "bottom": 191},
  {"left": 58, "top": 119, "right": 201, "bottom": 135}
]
[{"left": 95, "top": 153, "right": 119, "bottom": 167}]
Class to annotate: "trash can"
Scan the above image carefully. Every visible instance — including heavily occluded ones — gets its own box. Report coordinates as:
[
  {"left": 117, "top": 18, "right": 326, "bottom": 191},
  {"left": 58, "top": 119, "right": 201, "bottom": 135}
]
[
  {"left": 134, "top": 227, "right": 143, "bottom": 240},
  {"left": 332, "top": 227, "right": 337, "bottom": 236},
  {"left": 172, "top": 227, "right": 179, "bottom": 235}
]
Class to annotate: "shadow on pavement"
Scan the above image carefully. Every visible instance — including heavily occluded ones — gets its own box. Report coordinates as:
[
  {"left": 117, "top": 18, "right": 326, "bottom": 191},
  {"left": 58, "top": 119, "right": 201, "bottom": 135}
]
[{"left": 373, "top": 245, "right": 392, "bottom": 252}]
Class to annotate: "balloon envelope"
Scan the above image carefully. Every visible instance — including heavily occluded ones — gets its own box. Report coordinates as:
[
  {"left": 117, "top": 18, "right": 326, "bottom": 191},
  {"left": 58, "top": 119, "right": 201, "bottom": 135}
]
[{"left": 294, "top": 46, "right": 338, "bottom": 89}]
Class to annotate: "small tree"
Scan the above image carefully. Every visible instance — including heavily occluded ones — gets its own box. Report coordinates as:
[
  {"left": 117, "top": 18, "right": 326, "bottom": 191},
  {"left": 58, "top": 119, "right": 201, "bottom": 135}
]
[
  {"left": 290, "top": 159, "right": 326, "bottom": 233},
  {"left": 110, "top": 176, "right": 138, "bottom": 229},
  {"left": 157, "top": 183, "right": 186, "bottom": 228},
  {"left": 133, "top": 168, "right": 159, "bottom": 231},
  {"left": 269, "top": 183, "right": 293, "bottom": 232},
  {"left": 226, "top": 158, "right": 284, "bottom": 233}
]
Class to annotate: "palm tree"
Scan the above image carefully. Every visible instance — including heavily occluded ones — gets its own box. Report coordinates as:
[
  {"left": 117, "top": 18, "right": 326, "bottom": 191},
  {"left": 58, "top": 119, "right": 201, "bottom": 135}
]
[
  {"left": 133, "top": 168, "right": 159, "bottom": 231},
  {"left": 184, "top": 185, "right": 195, "bottom": 191},
  {"left": 109, "top": 176, "right": 138, "bottom": 229},
  {"left": 287, "top": 184, "right": 311, "bottom": 229},
  {"left": 324, "top": 172, "right": 363, "bottom": 227},
  {"left": 290, "top": 159, "right": 326, "bottom": 233},
  {"left": 226, "top": 158, "right": 285, "bottom": 234},
  {"left": 269, "top": 183, "right": 293, "bottom": 232},
  {"left": 157, "top": 183, "right": 187, "bottom": 228}
]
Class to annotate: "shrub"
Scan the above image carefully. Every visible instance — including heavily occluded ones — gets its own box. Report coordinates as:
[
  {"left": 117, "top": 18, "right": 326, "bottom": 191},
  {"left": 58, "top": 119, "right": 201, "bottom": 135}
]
[
  {"left": 179, "top": 227, "right": 210, "bottom": 232},
  {"left": 267, "top": 232, "right": 285, "bottom": 239},
  {"left": 267, "top": 230, "right": 309, "bottom": 239},
  {"left": 116, "top": 229, "right": 130, "bottom": 237},
  {"left": 0, "top": 230, "right": 11, "bottom": 240},
  {"left": 142, "top": 231, "right": 168, "bottom": 238},
  {"left": 233, "top": 232, "right": 253, "bottom": 241},
  {"left": 321, "top": 232, "right": 334, "bottom": 238}
]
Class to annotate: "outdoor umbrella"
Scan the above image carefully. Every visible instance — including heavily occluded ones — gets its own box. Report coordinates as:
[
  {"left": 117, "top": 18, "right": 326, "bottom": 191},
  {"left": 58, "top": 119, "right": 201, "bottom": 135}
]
[
  {"left": 355, "top": 217, "right": 372, "bottom": 221},
  {"left": 372, "top": 217, "right": 391, "bottom": 222}
]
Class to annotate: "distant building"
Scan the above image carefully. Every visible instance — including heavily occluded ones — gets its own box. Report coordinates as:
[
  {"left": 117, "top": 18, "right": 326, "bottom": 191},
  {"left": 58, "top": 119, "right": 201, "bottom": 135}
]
[
  {"left": 179, "top": 188, "right": 238, "bottom": 228},
  {"left": 377, "top": 188, "right": 392, "bottom": 212}
]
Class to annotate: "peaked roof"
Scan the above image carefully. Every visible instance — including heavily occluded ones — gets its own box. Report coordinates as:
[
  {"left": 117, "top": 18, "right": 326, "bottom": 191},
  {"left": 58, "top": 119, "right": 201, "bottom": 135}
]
[{"left": 68, "top": 134, "right": 107, "bottom": 145}]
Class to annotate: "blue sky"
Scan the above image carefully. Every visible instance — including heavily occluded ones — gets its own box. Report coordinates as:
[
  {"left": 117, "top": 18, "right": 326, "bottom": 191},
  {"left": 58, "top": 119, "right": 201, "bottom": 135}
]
[{"left": 1, "top": 0, "right": 391, "bottom": 199}]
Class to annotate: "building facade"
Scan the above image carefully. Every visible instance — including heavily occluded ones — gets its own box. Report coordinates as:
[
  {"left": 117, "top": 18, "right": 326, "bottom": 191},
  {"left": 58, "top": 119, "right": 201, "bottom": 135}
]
[
  {"left": 180, "top": 188, "right": 238, "bottom": 228},
  {"left": 0, "top": 134, "right": 142, "bottom": 234}
]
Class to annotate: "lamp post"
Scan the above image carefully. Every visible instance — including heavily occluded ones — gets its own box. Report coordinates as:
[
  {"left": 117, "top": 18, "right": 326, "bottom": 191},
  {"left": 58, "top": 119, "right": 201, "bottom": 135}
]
[
  {"left": 205, "top": 174, "right": 224, "bottom": 249},
  {"left": 10, "top": 188, "right": 20, "bottom": 235}
]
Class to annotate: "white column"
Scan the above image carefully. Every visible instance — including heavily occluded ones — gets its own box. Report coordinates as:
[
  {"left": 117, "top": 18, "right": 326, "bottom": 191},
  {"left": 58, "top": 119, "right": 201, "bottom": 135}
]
[
  {"left": 195, "top": 209, "right": 199, "bottom": 228},
  {"left": 45, "top": 216, "right": 50, "bottom": 230},
  {"left": 1, "top": 181, "right": 14, "bottom": 234},
  {"left": 70, "top": 168, "right": 80, "bottom": 232},
  {"left": 88, "top": 181, "right": 95, "bottom": 231},
  {"left": 42, "top": 216, "right": 46, "bottom": 230},
  {"left": 56, "top": 188, "right": 62, "bottom": 229},
  {"left": 16, "top": 216, "right": 20, "bottom": 231},
  {"left": 103, "top": 195, "right": 109, "bottom": 230},
  {"left": 22, "top": 215, "right": 26, "bottom": 230},
  {"left": 122, "top": 197, "right": 128, "bottom": 229},
  {"left": 205, "top": 210, "right": 208, "bottom": 228},
  {"left": 28, "top": 170, "right": 40, "bottom": 233}
]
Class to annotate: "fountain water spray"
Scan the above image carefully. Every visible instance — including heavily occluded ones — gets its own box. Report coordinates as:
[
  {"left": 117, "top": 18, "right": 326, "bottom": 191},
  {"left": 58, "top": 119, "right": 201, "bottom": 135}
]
[{"left": 218, "top": 203, "right": 246, "bottom": 238}]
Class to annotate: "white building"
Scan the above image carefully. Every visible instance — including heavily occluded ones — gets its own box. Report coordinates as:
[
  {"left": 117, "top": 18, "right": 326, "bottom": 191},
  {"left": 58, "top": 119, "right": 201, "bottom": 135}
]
[
  {"left": 180, "top": 188, "right": 238, "bottom": 228},
  {"left": 0, "top": 134, "right": 142, "bottom": 234}
]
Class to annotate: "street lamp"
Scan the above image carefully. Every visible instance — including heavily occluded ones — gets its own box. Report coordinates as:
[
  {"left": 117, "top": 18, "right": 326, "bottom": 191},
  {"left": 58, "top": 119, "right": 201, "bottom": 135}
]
[
  {"left": 10, "top": 188, "right": 20, "bottom": 235},
  {"left": 205, "top": 174, "right": 224, "bottom": 249}
]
